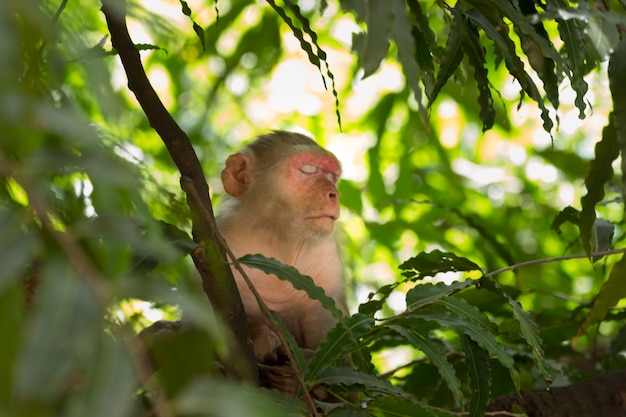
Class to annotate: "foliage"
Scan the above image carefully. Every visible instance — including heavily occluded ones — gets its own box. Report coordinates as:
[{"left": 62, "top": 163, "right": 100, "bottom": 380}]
[{"left": 2, "top": 0, "right": 626, "bottom": 416}]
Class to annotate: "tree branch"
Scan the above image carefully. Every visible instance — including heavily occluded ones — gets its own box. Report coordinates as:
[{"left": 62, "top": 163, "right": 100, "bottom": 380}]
[
  {"left": 488, "top": 368, "right": 626, "bottom": 417},
  {"left": 100, "top": 0, "right": 257, "bottom": 383},
  {"left": 484, "top": 248, "right": 626, "bottom": 278}
]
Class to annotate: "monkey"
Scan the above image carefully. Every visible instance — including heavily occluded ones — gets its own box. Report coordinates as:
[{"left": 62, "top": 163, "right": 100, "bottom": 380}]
[{"left": 217, "top": 130, "right": 346, "bottom": 359}]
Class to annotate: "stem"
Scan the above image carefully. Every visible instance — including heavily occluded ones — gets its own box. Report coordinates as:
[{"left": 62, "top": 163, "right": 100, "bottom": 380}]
[{"left": 484, "top": 248, "right": 626, "bottom": 278}]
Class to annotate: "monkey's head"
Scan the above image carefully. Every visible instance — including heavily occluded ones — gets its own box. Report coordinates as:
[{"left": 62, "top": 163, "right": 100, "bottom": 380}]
[{"left": 221, "top": 131, "right": 341, "bottom": 237}]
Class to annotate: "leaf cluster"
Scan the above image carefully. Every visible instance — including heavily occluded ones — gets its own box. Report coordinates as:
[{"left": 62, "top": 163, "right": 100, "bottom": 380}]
[{"left": 341, "top": 0, "right": 623, "bottom": 134}]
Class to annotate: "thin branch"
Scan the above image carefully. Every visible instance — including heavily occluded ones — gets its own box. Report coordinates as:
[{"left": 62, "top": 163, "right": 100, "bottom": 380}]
[
  {"left": 51, "top": 0, "right": 68, "bottom": 25},
  {"left": 484, "top": 248, "right": 626, "bottom": 278}
]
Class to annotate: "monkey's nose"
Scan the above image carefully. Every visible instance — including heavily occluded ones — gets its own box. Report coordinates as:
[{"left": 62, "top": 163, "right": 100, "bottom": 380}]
[{"left": 329, "top": 190, "right": 339, "bottom": 200}]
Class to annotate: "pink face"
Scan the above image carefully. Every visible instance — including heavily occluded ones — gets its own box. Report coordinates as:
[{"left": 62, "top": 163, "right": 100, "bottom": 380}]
[{"left": 285, "top": 152, "right": 341, "bottom": 234}]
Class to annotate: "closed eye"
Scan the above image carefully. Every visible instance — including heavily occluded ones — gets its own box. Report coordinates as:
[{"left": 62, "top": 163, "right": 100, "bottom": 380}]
[
  {"left": 326, "top": 172, "right": 337, "bottom": 183},
  {"left": 300, "top": 164, "right": 317, "bottom": 174}
]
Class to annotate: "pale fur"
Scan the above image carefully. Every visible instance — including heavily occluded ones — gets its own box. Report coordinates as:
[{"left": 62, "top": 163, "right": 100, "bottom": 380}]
[{"left": 217, "top": 131, "right": 345, "bottom": 357}]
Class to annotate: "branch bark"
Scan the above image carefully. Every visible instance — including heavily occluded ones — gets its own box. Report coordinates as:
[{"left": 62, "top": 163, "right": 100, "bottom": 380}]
[
  {"left": 488, "top": 368, "right": 626, "bottom": 417},
  {"left": 100, "top": 0, "right": 258, "bottom": 383}
]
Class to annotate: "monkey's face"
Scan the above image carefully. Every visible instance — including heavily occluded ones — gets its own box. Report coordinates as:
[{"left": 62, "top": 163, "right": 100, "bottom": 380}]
[{"left": 282, "top": 151, "right": 341, "bottom": 236}]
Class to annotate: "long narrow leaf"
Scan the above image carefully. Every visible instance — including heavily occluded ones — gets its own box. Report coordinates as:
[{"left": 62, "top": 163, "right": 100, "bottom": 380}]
[
  {"left": 454, "top": 7, "right": 495, "bottom": 131},
  {"left": 609, "top": 39, "right": 626, "bottom": 209},
  {"left": 268, "top": 0, "right": 342, "bottom": 128},
  {"left": 283, "top": 0, "right": 342, "bottom": 128},
  {"left": 368, "top": 396, "right": 446, "bottom": 416},
  {"left": 270, "top": 311, "right": 309, "bottom": 375},
  {"left": 341, "top": 0, "right": 392, "bottom": 77},
  {"left": 437, "top": 296, "right": 497, "bottom": 331},
  {"left": 409, "top": 306, "right": 520, "bottom": 391},
  {"left": 464, "top": 9, "right": 554, "bottom": 134},
  {"left": 406, "top": 280, "right": 473, "bottom": 309},
  {"left": 307, "top": 313, "right": 375, "bottom": 379},
  {"left": 178, "top": 0, "right": 206, "bottom": 50},
  {"left": 405, "top": 0, "right": 436, "bottom": 97},
  {"left": 553, "top": 0, "right": 589, "bottom": 117},
  {"left": 392, "top": 0, "right": 426, "bottom": 116},
  {"left": 239, "top": 254, "right": 343, "bottom": 318},
  {"left": 579, "top": 116, "right": 619, "bottom": 256},
  {"left": 461, "top": 335, "right": 491, "bottom": 417},
  {"left": 582, "top": 255, "right": 626, "bottom": 331},
  {"left": 478, "top": 277, "right": 552, "bottom": 381},
  {"left": 389, "top": 325, "right": 464, "bottom": 405},
  {"left": 400, "top": 249, "right": 481, "bottom": 280},
  {"left": 311, "top": 367, "right": 413, "bottom": 399},
  {"left": 430, "top": 12, "right": 465, "bottom": 103}
]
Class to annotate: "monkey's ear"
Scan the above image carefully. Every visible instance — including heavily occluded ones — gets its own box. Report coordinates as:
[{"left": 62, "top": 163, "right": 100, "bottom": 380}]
[{"left": 221, "top": 153, "right": 253, "bottom": 197}]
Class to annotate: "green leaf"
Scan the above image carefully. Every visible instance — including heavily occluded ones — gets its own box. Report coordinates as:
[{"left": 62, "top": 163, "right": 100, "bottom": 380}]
[
  {"left": 481, "top": 0, "right": 566, "bottom": 83},
  {"left": 437, "top": 296, "right": 497, "bottom": 332},
  {"left": 0, "top": 209, "right": 38, "bottom": 293},
  {"left": 366, "top": 95, "right": 395, "bottom": 200},
  {"left": 550, "top": 205, "right": 579, "bottom": 234},
  {"left": 510, "top": 302, "right": 552, "bottom": 381},
  {"left": 178, "top": 0, "right": 205, "bottom": 50},
  {"left": 311, "top": 367, "right": 412, "bottom": 399},
  {"left": 461, "top": 335, "right": 491, "bottom": 417},
  {"left": 579, "top": 116, "right": 619, "bottom": 256},
  {"left": 537, "top": 4, "right": 626, "bottom": 27},
  {"left": 586, "top": 20, "right": 618, "bottom": 63},
  {"left": 341, "top": 0, "right": 392, "bottom": 78},
  {"left": 392, "top": 0, "right": 425, "bottom": 112},
  {"left": 609, "top": 322, "right": 626, "bottom": 356},
  {"left": 478, "top": 277, "right": 552, "bottom": 381},
  {"left": 609, "top": 39, "right": 626, "bottom": 211},
  {"left": 389, "top": 325, "right": 464, "bottom": 405},
  {"left": 454, "top": 8, "right": 495, "bottom": 131},
  {"left": 518, "top": 0, "right": 559, "bottom": 108},
  {"left": 368, "top": 396, "right": 447, "bottom": 416},
  {"left": 409, "top": 306, "right": 520, "bottom": 391},
  {"left": 0, "top": 281, "right": 23, "bottom": 402},
  {"left": 430, "top": 12, "right": 465, "bottom": 104},
  {"left": 238, "top": 254, "right": 343, "bottom": 318},
  {"left": 405, "top": 0, "right": 436, "bottom": 97},
  {"left": 359, "top": 283, "right": 395, "bottom": 315},
  {"left": 271, "top": 0, "right": 342, "bottom": 129},
  {"left": 464, "top": 8, "right": 554, "bottom": 134},
  {"left": 270, "top": 311, "right": 309, "bottom": 375},
  {"left": 406, "top": 280, "right": 473, "bottom": 309},
  {"left": 173, "top": 377, "right": 302, "bottom": 417},
  {"left": 582, "top": 254, "right": 626, "bottom": 331},
  {"left": 66, "top": 336, "right": 136, "bottom": 417},
  {"left": 590, "top": 219, "right": 614, "bottom": 261},
  {"left": 307, "top": 313, "right": 374, "bottom": 379},
  {"left": 15, "top": 260, "right": 103, "bottom": 402},
  {"left": 399, "top": 250, "right": 482, "bottom": 280},
  {"left": 553, "top": 0, "right": 588, "bottom": 117}
]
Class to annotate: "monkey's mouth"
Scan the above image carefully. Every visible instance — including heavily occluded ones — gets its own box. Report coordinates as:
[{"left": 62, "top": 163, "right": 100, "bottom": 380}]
[{"left": 306, "top": 215, "right": 338, "bottom": 221}]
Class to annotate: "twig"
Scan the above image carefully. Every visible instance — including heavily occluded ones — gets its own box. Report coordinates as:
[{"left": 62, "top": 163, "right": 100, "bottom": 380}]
[
  {"left": 484, "top": 248, "right": 626, "bottom": 278},
  {"left": 51, "top": 0, "right": 68, "bottom": 25}
]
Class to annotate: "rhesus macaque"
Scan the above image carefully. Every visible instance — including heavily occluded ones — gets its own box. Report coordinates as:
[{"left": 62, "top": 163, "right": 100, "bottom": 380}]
[{"left": 217, "top": 130, "right": 345, "bottom": 359}]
